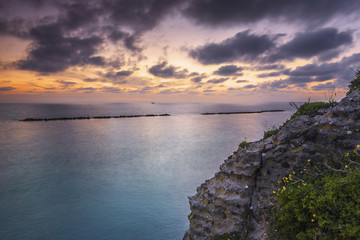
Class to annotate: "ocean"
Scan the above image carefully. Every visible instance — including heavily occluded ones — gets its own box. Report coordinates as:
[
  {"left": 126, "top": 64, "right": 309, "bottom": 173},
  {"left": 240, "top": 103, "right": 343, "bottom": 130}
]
[{"left": 0, "top": 102, "right": 295, "bottom": 240}]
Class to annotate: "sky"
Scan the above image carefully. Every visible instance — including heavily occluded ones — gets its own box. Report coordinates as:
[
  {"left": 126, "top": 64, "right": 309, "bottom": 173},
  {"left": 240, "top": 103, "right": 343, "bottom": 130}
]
[{"left": 0, "top": 0, "right": 360, "bottom": 103}]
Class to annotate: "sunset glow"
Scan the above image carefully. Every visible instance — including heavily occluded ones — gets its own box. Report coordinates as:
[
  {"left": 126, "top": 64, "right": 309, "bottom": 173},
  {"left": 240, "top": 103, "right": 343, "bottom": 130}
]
[{"left": 1, "top": 0, "right": 360, "bottom": 103}]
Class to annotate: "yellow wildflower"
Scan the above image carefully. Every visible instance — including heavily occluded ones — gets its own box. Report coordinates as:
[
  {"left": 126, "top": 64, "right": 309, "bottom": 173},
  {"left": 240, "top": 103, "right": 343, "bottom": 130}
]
[
  {"left": 313, "top": 214, "right": 316, "bottom": 217},
  {"left": 311, "top": 219, "right": 315, "bottom": 222},
  {"left": 345, "top": 165, "right": 348, "bottom": 168},
  {"left": 307, "top": 159, "right": 311, "bottom": 162},
  {"left": 292, "top": 171, "right": 295, "bottom": 174}
]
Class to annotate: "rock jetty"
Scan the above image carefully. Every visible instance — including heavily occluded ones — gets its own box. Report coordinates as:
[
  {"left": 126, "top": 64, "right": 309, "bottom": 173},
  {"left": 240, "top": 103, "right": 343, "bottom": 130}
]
[
  {"left": 20, "top": 114, "right": 171, "bottom": 121},
  {"left": 201, "top": 110, "right": 284, "bottom": 115}
]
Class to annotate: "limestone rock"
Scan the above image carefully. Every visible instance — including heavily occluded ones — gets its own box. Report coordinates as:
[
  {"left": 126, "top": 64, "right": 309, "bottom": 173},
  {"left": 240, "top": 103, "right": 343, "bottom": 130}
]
[{"left": 183, "top": 89, "right": 360, "bottom": 240}]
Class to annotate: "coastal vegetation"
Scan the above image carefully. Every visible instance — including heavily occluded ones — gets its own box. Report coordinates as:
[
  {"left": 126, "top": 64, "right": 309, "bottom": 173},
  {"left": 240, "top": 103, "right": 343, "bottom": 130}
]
[
  {"left": 239, "top": 140, "right": 251, "bottom": 149},
  {"left": 347, "top": 69, "right": 360, "bottom": 95},
  {"left": 263, "top": 129, "right": 280, "bottom": 139},
  {"left": 270, "top": 72, "right": 360, "bottom": 239},
  {"left": 272, "top": 147, "right": 360, "bottom": 239}
]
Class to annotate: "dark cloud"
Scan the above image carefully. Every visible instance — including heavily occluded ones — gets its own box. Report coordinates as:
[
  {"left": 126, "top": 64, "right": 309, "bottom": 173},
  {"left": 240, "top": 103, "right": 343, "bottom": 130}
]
[
  {"left": 57, "top": 2, "right": 101, "bottom": 30},
  {"left": 101, "top": 86, "right": 121, "bottom": 93},
  {"left": 100, "top": 0, "right": 184, "bottom": 51},
  {"left": 190, "top": 77, "right": 203, "bottom": 83},
  {"left": 17, "top": 23, "right": 104, "bottom": 73},
  {"left": 123, "top": 35, "right": 142, "bottom": 51},
  {"left": 76, "top": 87, "right": 97, "bottom": 92},
  {"left": 243, "top": 84, "right": 257, "bottom": 89},
  {"left": 260, "top": 53, "right": 360, "bottom": 90},
  {"left": 2, "top": 0, "right": 187, "bottom": 74},
  {"left": 136, "top": 84, "right": 166, "bottom": 93},
  {"left": 0, "top": 18, "right": 31, "bottom": 38},
  {"left": 190, "top": 30, "right": 277, "bottom": 64},
  {"left": 203, "top": 89, "right": 215, "bottom": 93},
  {"left": 159, "top": 89, "right": 182, "bottom": 94},
  {"left": 254, "top": 64, "right": 285, "bottom": 71},
  {"left": 30, "top": 83, "right": 56, "bottom": 90},
  {"left": 148, "top": 61, "right": 188, "bottom": 78},
  {"left": 287, "top": 63, "right": 341, "bottom": 78},
  {"left": 190, "top": 73, "right": 207, "bottom": 83},
  {"left": 228, "top": 87, "right": 242, "bottom": 91},
  {"left": 83, "top": 78, "right": 100, "bottom": 82},
  {"left": 189, "top": 72, "right": 199, "bottom": 77},
  {"left": 114, "top": 70, "right": 133, "bottom": 76},
  {"left": 207, "top": 77, "right": 229, "bottom": 84},
  {"left": 236, "top": 80, "right": 249, "bottom": 83},
  {"left": 109, "top": 30, "right": 129, "bottom": 42},
  {"left": 214, "top": 65, "right": 243, "bottom": 76},
  {"left": 0, "top": 86, "right": 16, "bottom": 91},
  {"left": 183, "top": 0, "right": 360, "bottom": 26},
  {"left": 107, "top": 29, "right": 142, "bottom": 51},
  {"left": 56, "top": 80, "right": 77, "bottom": 89},
  {"left": 311, "top": 82, "right": 336, "bottom": 91},
  {"left": 102, "top": 0, "right": 183, "bottom": 33},
  {"left": 268, "top": 28, "right": 352, "bottom": 62},
  {"left": 100, "top": 70, "right": 132, "bottom": 84}
]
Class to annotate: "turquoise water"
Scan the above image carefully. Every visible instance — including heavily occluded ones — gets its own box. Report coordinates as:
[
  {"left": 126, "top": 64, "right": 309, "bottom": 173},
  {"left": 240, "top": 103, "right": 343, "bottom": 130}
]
[{"left": 0, "top": 103, "right": 294, "bottom": 240}]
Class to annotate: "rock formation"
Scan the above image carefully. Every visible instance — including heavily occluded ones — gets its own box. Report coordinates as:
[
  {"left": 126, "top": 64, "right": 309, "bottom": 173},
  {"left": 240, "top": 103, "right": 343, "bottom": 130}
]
[{"left": 183, "top": 89, "right": 360, "bottom": 240}]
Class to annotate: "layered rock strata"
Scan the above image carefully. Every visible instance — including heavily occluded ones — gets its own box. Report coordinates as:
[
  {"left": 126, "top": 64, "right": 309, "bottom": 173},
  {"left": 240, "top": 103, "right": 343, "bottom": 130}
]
[{"left": 184, "top": 89, "right": 360, "bottom": 240}]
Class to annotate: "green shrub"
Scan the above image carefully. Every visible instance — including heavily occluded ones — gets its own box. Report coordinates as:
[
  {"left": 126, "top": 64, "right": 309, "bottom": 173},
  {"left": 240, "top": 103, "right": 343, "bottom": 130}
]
[
  {"left": 289, "top": 101, "right": 329, "bottom": 121},
  {"left": 347, "top": 69, "right": 360, "bottom": 95},
  {"left": 264, "top": 129, "right": 280, "bottom": 139},
  {"left": 273, "top": 148, "right": 360, "bottom": 240},
  {"left": 239, "top": 141, "right": 251, "bottom": 149}
]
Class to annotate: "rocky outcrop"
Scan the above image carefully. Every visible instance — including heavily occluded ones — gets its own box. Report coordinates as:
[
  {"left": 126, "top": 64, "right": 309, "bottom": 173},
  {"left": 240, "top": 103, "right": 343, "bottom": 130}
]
[{"left": 184, "top": 89, "right": 360, "bottom": 240}]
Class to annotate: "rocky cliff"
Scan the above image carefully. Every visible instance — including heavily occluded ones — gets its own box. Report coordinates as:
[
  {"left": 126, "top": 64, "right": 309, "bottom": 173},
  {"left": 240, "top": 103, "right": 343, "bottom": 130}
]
[{"left": 183, "top": 89, "right": 360, "bottom": 240}]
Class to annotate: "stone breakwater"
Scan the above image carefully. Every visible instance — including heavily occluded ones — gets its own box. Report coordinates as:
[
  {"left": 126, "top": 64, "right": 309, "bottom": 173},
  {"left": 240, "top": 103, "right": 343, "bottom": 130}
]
[
  {"left": 184, "top": 89, "right": 360, "bottom": 240},
  {"left": 201, "top": 110, "right": 284, "bottom": 115},
  {"left": 20, "top": 114, "right": 171, "bottom": 121}
]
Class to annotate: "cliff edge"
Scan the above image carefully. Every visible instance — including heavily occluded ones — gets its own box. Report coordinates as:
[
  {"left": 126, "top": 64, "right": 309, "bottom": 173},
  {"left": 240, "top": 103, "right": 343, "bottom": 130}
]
[{"left": 183, "top": 89, "right": 360, "bottom": 240}]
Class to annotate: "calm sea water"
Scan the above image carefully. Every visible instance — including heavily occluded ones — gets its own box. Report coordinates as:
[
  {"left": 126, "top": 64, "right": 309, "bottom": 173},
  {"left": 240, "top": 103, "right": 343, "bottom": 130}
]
[{"left": 0, "top": 102, "right": 294, "bottom": 240}]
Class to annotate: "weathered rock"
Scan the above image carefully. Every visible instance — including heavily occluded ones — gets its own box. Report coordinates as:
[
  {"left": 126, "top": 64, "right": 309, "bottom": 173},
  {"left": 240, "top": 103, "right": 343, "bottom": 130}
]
[{"left": 183, "top": 89, "right": 360, "bottom": 240}]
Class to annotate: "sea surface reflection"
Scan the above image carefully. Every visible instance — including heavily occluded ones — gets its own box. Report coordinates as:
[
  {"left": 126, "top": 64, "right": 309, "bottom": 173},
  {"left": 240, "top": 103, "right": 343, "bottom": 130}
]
[{"left": 0, "top": 103, "right": 294, "bottom": 239}]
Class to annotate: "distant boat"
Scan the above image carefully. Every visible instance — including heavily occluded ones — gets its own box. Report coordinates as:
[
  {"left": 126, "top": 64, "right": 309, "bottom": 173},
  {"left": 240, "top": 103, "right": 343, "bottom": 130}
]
[{"left": 151, "top": 102, "right": 155, "bottom": 104}]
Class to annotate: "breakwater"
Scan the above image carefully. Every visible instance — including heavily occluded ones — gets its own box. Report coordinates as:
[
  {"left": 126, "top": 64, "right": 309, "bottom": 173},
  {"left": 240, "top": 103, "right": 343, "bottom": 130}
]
[
  {"left": 20, "top": 110, "right": 287, "bottom": 122},
  {"left": 20, "top": 114, "right": 171, "bottom": 121},
  {"left": 201, "top": 110, "right": 284, "bottom": 115}
]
